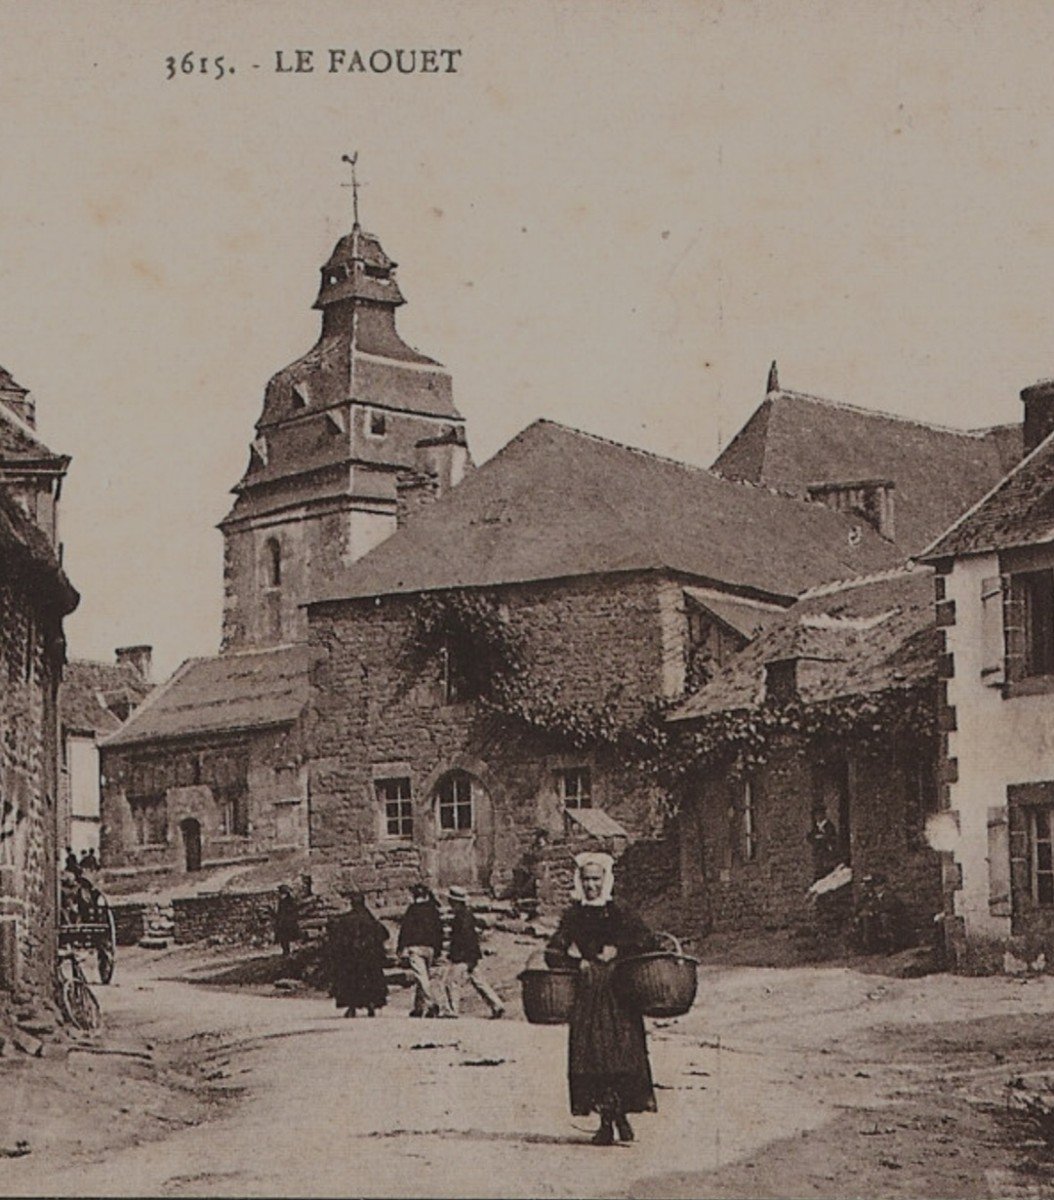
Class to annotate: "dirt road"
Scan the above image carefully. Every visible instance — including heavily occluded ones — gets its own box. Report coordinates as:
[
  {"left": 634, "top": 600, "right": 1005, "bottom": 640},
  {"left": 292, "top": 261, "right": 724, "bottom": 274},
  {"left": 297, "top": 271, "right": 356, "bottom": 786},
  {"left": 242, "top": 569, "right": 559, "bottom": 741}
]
[{"left": 6, "top": 947, "right": 1054, "bottom": 1198}]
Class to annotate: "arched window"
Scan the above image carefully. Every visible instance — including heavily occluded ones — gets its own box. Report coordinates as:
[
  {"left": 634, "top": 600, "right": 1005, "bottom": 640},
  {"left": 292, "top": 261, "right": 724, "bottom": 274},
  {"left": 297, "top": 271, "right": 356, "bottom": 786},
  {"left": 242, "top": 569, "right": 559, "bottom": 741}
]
[
  {"left": 436, "top": 771, "right": 473, "bottom": 831},
  {"left": 264, "top": 538, "right": 282, "bottom": 588}
]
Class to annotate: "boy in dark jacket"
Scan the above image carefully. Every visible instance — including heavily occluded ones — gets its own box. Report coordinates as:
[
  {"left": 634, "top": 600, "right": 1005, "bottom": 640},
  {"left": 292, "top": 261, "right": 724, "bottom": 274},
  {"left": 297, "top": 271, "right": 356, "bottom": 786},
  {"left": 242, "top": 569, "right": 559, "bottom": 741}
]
[
  {"left": 439, "top": 886, "right": 504, "bottom": 1018},
  {"left": 397, "top": 884, "right": 444, "bottom": 1017}
]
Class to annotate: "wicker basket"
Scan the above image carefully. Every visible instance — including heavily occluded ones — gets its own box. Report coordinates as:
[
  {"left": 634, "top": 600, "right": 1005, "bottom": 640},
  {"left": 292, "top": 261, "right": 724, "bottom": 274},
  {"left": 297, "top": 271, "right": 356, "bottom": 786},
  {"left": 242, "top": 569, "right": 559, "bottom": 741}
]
[
  {"left": 613, "top": 932, "right": 698, "bottom": 1018},
  {"left": 518, "top": 968, "right": 578, "bottom": 1025}
]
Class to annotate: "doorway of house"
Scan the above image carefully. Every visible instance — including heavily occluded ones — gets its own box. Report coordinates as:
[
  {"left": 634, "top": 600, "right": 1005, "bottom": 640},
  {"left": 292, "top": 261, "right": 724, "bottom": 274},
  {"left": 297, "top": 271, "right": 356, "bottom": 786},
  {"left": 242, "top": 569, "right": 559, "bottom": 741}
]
[
  {"left": 433, "top": 770, "right": 494, "bottom": 891},
  {"left": 180, "top": 818, "right": 202, "bottom": 872},
  {"left": 813, "top": 758, "right": 851, "bottom": 865}
]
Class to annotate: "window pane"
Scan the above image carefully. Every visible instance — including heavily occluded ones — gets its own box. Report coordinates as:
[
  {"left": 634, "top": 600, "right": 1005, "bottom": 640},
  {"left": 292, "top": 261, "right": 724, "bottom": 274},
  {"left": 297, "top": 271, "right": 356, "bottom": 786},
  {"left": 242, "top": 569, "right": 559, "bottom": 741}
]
[
  {"left": 1036, "top": 809, "right": 1051, "bottom": 841},
  {"left": 1039, "top": 873, "right": 1054, "bottom": 906}
]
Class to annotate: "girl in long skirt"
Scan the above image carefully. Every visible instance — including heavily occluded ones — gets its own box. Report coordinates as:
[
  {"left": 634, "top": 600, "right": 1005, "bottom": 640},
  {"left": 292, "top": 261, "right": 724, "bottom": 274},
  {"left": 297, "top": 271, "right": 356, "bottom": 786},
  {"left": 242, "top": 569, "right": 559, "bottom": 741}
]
[{"left": 545, "top": 852, "right": 660, "bottom": 1145}]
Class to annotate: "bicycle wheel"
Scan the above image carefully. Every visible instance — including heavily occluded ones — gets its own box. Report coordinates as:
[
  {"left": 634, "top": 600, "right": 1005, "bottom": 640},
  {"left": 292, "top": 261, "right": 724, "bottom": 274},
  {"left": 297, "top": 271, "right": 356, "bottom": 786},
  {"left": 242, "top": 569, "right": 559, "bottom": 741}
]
[{"left": 61, "top": 978, "right": 101, "bottom": 1032}]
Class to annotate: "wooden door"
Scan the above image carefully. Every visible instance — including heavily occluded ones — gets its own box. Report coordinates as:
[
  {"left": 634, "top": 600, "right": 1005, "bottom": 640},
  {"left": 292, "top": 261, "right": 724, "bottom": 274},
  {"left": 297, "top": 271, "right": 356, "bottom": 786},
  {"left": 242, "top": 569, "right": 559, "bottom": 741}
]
[{"left": 434, "top": 773, "right": 494, "bottom": 891}]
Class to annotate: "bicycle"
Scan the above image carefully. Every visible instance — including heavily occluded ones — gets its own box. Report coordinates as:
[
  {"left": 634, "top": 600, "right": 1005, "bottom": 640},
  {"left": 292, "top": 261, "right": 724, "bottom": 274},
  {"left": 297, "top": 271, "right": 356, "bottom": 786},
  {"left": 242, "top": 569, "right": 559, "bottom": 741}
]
[{"left": 55, "top": 947, "right": 102, "bottom": 1032}]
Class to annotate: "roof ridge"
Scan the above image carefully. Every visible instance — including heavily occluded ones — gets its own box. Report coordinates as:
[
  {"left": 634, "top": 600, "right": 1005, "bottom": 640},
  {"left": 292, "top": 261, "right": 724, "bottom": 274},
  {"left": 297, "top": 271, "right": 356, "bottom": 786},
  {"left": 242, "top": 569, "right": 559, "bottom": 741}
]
[
  {"left": 216, "top": 642, "right": 303, "bottom": 659},
  {"left": 772, "top": 389, "right": 1004, "bottom": 440},
  {"left": 534, "top": 418, "right": 815, "bottom": 503},
  {"left": 797, "top": 563, "right": 931, "bottom": 601},
  {"left": 920, "top": 424, "right": 1054, "bottom": 560}
]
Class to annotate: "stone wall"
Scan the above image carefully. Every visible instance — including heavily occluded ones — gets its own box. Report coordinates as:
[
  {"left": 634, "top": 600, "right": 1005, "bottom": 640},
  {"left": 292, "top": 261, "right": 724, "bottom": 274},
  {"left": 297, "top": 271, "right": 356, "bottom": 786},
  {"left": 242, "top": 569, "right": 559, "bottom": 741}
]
[
  {"left": 0, "top": 573, "right": 64, "bottom": 1002},
  {"left": 306, "top": 571, "right": 675, "bottom": 895},
  {"left": 110, "top": 901, "right": 146, "bottom": 946},
  {"left": 171, "top": 890, "right": 278, "bottom": 946},
  {"left": 100, "top": 724, "right": 308, "bottom": 874},
  {"left": 683, "top": 732, "right": 942, "bottom": 941}
]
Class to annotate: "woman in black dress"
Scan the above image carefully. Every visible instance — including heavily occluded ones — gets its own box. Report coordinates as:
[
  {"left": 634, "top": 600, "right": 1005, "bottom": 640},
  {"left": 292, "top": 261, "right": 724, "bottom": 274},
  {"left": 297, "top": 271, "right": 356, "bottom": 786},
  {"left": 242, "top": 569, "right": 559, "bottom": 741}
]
[
  {"left": 327, "top": 891, "right": 390, "bottom": 1018},
  {"left": 545, "top": 852, "right": 660, "bottom": 1145}
]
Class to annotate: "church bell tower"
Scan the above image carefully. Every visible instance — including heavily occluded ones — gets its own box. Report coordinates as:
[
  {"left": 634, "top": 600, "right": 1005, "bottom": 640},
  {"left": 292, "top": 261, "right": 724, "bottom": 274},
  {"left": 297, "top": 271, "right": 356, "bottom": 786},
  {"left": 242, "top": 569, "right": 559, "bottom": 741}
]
[{"left": 219, "top": 167, "right": 469, "bottom": 651}]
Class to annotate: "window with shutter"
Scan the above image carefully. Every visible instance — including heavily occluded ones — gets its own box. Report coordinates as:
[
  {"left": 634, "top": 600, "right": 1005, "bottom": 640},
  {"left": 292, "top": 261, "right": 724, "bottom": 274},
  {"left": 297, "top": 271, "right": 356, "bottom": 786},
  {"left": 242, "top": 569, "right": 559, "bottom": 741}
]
[
  {"left": 987, "top": 805, "right": 1012, "bottom": 917},
  {"left": 980, "top": 576, "right": 1005, "bottom": 685},
  {"left": 1003, "top": 573, "right": 1027, "bottom": 683}
]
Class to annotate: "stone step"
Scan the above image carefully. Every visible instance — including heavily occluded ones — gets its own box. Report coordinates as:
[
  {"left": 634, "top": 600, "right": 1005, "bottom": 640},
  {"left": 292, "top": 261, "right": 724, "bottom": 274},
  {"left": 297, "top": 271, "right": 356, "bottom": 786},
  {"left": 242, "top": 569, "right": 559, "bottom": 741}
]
[{"left": 138, "top": 935, "right": 171, "bottom": 950}]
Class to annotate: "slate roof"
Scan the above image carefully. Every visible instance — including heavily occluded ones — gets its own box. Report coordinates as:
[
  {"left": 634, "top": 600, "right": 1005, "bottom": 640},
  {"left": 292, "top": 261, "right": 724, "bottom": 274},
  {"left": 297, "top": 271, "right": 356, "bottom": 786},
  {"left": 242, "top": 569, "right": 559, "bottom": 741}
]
[
  {"left": 61, "top": 660, "right": 153, "bottom": 737},
  {"left": 711, "top": 389, "right": 1021, "bottom": 556},
  {"left": 0, "top": 485, "right": 77, "bottom": 613},
  {"left": 102, "top": 644, "right": 310, "bottom": 747},
  {"left": 669, "top": 567, "right": 937, "bottom": 721},
  {"left": 311, "top": 420, "right": 902, "bottom": 606},
  {"left": 923, "top": 428, "right": 1054, "bottom": 559}
]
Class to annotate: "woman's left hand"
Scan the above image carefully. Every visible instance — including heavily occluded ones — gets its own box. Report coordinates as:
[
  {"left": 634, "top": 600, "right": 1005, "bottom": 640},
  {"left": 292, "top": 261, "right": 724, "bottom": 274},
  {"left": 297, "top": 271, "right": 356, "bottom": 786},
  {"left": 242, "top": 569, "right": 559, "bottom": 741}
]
[{"left": 597, "top": 944, "right": 618, "bottom": 963}]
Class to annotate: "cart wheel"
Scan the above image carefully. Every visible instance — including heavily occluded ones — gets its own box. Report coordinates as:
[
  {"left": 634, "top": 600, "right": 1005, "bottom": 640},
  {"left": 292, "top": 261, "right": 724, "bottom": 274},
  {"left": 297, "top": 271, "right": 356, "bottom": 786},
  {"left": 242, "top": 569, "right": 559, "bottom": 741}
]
[{"left": 97, "top": 909, "right": 116, "bottom": 984}]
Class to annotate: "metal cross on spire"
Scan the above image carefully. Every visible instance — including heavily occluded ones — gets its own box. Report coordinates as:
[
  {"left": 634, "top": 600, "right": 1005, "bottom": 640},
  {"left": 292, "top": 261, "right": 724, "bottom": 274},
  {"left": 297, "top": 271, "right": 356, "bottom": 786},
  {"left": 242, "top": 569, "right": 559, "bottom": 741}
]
[{"left": 341, "top": 153, "right": 362, "bottom": 228}]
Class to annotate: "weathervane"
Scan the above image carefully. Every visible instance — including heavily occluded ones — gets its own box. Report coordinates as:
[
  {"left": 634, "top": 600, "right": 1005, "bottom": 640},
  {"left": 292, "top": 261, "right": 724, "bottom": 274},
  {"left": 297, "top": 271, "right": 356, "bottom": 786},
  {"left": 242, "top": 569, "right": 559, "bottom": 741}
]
[{"left": 341, "top": 153, "right": 362, "bottom": 227}]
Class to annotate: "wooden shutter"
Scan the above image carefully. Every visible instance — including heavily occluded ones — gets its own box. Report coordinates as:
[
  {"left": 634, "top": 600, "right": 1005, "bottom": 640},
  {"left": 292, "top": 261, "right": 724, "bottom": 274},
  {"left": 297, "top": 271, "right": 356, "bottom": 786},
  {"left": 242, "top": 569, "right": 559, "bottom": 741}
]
[
  {"left": 1003, "top": 574, "right": 1027, "bottom": 684},
  {"left": 980, "top": 576, "right": 1005, "bottom": 685},
  {"left": 987, "top": 805, "right": 1012, "bottom": 917}
]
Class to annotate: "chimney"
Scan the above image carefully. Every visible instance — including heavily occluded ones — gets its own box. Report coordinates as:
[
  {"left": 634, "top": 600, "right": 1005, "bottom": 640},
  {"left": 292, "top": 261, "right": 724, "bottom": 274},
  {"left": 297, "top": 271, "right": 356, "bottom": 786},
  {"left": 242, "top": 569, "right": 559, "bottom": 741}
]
[
  {"left": 395, "top": 468, "right": 441, "bottom": 528},
  {"left": 0, "top": 372, "right": 35, "bottom": 429},
  {"left": 1022, "top": 379, "right": 1054, "bottom": 454},
  {"left": 414, "top": 427, "right": 471, "bottom": 495},
  {"left": 115, "top": 645, "right": 152, "bottom": 683},
  {"left": 395, "top": 428, "right": 472, "bottom": 527},
  {"left": 806, "top": 479, "right": 896, "bottom": 542}
]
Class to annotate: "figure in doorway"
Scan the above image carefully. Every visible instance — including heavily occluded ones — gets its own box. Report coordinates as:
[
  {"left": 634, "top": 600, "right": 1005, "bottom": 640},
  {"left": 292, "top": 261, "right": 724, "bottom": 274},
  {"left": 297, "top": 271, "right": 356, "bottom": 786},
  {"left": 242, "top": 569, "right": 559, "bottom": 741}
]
[{"left": 806, "top": 803, "right": 841, "bottom": 881}]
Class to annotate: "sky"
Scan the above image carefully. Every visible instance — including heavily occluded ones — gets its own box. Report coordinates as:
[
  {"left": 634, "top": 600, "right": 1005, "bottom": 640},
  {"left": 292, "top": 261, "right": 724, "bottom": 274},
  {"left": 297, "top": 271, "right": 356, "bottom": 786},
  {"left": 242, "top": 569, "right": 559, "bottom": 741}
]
[{"left": 3, "top": 1, "right": 1054, "bottom": 678}]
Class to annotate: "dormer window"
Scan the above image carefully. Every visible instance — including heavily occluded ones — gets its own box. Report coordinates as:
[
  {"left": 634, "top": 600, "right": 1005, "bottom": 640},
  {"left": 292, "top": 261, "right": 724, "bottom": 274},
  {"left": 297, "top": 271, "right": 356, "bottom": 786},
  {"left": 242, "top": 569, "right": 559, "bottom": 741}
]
[{"left": 367, "top": 409, "right": 387, "bottom": 438}]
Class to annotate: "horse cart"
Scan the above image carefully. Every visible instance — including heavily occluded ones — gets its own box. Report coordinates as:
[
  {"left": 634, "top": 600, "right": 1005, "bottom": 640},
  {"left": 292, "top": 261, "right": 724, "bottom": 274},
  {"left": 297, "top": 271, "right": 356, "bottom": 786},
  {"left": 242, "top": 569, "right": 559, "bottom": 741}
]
[{"left": 59, "top": 886, "right": 117, "bottom": 985}]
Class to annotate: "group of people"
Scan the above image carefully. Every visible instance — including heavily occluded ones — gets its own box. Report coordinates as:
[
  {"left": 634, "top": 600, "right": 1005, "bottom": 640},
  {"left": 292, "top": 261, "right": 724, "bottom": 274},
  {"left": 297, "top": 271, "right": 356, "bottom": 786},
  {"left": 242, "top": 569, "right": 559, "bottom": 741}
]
[
  {"left": 275, "top": 853, "right": 662, "bottom": 1148},
  {"left": 321, "top": 881, "right": 505, "bottom": 1020}
]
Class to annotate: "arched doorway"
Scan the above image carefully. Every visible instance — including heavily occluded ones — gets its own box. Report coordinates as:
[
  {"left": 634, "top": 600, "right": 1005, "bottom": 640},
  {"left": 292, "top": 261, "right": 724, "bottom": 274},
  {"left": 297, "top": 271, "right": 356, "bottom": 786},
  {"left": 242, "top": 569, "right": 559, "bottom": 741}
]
[
  {"left": 433, "top": 770, "right": 494, "bottom": 891},
  {"left": 180, "top": 818, "right": 202, "bottom": 872}
]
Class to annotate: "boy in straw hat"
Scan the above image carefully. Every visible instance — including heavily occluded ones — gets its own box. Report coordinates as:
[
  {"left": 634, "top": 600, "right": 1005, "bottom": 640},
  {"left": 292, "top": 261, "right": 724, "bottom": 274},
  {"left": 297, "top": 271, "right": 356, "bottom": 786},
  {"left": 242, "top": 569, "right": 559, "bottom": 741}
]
[{"left": 439, "top": 886, "right": 504, "bottom": 1019}]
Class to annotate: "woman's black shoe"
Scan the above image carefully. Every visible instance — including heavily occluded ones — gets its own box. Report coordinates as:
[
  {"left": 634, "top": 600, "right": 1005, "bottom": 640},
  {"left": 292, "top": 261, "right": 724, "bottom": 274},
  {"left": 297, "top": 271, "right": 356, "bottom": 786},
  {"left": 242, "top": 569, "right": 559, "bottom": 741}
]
[{"left": 591, "top": 1122, "right": 615, "bottom": 1146}]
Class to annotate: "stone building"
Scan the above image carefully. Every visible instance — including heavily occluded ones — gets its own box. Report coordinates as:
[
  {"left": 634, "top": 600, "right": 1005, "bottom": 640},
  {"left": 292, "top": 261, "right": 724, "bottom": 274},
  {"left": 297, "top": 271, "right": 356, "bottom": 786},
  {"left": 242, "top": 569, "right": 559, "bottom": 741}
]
[
  {"left": 99, "top": 213, "right": 468, "bottom": 877},
  {"left": 58, "top": 648, "right": 152, "bottom": 857},
  {"left": 304, "top": 418, "right": 903, "bottom": 902},
  {"left": 922, "top": 379, "right": 1054, "bottom": 966},
  {"left": 664, "top": 566, "right": 942, "bottom": 943},
  {"left": 0, "top": 368, "right": 78, "bottom": 1000}
]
